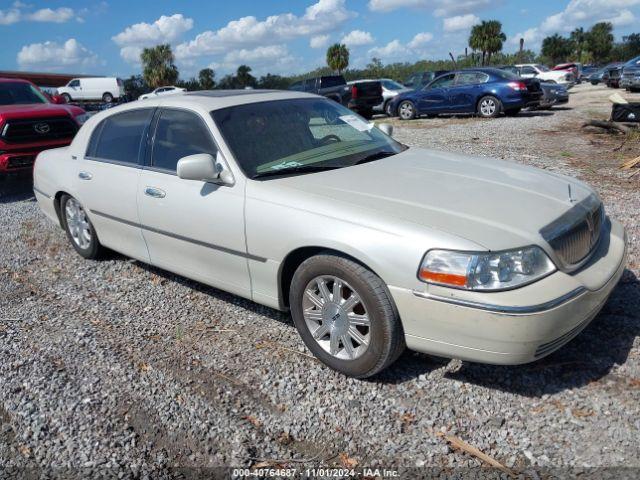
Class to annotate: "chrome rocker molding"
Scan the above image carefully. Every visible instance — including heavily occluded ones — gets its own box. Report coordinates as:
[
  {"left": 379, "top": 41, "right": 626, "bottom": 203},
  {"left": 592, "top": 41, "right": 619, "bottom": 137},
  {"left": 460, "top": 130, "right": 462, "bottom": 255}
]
[{"left": 412, "top": 287, "right": 587, "bottom": 315}]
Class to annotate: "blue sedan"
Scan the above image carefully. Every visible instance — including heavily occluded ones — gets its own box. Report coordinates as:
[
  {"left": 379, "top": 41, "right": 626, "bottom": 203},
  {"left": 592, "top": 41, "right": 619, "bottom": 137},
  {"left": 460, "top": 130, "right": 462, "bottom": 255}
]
[{"left": 389, "top": 68, "right": 543, "bottom": 120}]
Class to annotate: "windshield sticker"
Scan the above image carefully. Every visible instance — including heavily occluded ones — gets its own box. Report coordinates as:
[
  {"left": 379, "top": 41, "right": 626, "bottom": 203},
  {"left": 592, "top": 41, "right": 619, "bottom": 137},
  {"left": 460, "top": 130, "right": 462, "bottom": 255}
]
[
  {"left": 339, "top": 115, "right": 374, "bottom": 132},
  {"left": 270, "top": 161, "right": 303, "bottom": 170}
]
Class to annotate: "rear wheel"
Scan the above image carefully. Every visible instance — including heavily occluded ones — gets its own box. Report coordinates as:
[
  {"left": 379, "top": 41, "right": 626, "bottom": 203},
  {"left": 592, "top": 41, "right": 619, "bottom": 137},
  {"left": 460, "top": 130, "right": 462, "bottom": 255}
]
[
  {"left": 477, "top": 95, "right": 502, "bottom": 118},
  {"left": 289, "top": 253, "right": 405, "bottom": 378},
  {"left": 60, "top": 195, "right": 104, "bottom": 259},
  {"left": 359, "top": 108, "right": 373, "bottom": 120},
  {"left": 102, "top": 92, "right": 114, "bottom": 103},
  {"left": 398, "top": 100, "right": 416, "bottom": 120}
]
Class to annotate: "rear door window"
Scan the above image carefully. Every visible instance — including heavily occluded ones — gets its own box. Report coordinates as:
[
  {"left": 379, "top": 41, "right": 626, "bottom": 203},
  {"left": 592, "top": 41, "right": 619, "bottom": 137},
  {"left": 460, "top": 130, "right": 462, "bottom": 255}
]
[
  {"left": 87, "top": 108, "right": 154, "bottom": 166},
  {"left": 151, "top": 109, "right": 217, "bottom": 173}
]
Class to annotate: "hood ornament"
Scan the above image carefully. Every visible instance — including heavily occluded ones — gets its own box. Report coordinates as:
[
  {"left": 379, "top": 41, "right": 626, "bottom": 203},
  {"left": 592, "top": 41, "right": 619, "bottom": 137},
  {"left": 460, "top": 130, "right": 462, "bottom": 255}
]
[{"left": 568, "top": 184, "right": 576, "bottom": 203}]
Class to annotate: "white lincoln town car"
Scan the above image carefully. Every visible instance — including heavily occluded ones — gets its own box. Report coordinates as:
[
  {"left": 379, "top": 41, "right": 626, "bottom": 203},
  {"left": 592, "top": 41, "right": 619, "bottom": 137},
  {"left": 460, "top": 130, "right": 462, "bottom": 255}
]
[{"left": 33, "top": 90, "right": 627, "bottom": 378}]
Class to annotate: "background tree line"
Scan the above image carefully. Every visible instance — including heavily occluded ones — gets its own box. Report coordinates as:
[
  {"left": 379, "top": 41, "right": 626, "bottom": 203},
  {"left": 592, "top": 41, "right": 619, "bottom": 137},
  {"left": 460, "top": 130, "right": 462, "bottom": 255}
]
[{"left": 128, "top": 21, "right": 640, "bottom": 98}]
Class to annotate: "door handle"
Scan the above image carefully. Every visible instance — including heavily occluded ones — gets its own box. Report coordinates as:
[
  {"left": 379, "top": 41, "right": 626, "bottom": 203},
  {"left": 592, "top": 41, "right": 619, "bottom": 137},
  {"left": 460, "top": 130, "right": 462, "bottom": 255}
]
[
  {"left": 78, "top": 171, "right": 92, "bottom": 180},
  {"left": 144, "top": 187, "right": 166, "bottom": 198}
]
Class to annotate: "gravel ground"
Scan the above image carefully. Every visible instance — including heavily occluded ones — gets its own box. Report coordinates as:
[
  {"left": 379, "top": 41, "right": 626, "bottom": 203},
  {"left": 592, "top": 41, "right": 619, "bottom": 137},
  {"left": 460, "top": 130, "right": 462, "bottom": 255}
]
[{"left": 1, "top": 83, "right": 639, "bottom": 478}]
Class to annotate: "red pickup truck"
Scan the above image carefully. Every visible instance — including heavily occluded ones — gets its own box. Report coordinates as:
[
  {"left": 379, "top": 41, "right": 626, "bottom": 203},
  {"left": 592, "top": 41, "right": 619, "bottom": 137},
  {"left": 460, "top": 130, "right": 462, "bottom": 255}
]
[{"left": 0, "top": 78, "right": 88, "bottom": 174}]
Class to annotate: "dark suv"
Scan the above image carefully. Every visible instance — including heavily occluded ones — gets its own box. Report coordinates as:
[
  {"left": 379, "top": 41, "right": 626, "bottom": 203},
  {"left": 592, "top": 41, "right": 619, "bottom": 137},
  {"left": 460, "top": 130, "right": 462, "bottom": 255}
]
[{"left": 289, "top": 75, "right": 383, "bottom": 118}]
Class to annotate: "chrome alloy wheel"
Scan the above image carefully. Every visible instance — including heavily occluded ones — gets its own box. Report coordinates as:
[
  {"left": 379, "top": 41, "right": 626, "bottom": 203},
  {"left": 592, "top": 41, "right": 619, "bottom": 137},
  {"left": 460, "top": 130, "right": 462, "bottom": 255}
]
[
  {"left": 399, "top": 102, "right": 414, "bottom": 120},
  {"left": 302, "top": 276, "right": 371, "bottom": 360},
  {"left": 480, "top": 98, "right": 497, "bottom": 116},
  {"left": 65, "top": 198, "right": 92, "bottom": 249}
]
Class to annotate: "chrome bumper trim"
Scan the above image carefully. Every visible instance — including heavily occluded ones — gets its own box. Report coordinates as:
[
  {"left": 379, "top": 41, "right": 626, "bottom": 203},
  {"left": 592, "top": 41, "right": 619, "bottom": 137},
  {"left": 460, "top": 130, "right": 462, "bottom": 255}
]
[{"left": 411, "top": 287, "right": 587, "bottom": 315}]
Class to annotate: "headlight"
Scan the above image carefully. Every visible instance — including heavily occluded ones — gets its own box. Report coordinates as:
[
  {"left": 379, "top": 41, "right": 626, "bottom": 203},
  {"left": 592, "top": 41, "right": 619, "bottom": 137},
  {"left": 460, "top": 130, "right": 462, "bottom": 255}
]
[
  {"left": 418, "top": 246, "right": 556, "bottom": 291},
  {"left": 74, "top": 113, "right": 90, "bottom": 125}
]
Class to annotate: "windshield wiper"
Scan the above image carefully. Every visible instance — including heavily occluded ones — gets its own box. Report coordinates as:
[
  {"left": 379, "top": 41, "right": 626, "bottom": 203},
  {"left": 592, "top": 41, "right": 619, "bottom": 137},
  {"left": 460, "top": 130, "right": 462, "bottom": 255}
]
[
  {"left": 252, "top": 165, "right": 340, "bottom": 179},
  {"left": 354, "top": 150, "right": 399, "bottom": 165}
]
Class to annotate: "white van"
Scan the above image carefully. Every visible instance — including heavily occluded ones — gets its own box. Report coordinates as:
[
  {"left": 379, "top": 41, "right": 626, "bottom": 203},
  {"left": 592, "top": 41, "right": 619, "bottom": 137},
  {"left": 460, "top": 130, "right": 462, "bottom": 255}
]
[{"left": 58, "top": 77, "right": 126, "bottom": 103}]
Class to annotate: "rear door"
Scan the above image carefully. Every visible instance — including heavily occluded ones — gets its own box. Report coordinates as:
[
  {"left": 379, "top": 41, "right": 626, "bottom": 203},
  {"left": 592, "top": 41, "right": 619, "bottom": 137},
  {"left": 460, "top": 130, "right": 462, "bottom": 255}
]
[
  {"left": 417, "top": 73, "right": 456, "bottom": 113},
  {"left": 448, "top": 72, "right": 488, "bottom": 112},
  {"left": 137, "top": 107, "right": 251, "bottom": 298},
  {"left": 75, "top": 108, "right": 154, "bottom": 261}
]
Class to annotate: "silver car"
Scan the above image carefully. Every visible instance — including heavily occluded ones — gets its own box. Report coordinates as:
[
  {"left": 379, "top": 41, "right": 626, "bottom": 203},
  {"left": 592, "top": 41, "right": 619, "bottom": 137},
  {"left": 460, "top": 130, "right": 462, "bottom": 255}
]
[
  {"left": 348, "top": 78, "right": 411, "bottom": 116},
  {"left": 33, "top": 90, "right": 627, "bottom": 378}
]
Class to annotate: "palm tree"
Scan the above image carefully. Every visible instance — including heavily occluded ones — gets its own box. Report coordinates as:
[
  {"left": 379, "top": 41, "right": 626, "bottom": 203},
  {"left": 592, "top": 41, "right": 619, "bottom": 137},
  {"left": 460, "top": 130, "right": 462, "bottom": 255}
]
[
  {"left": 541, "top": 34, "right": 573, "bottom": 65},
  {"left": 469, "top": 20, "right": 506, "bottom": 65},
  {"left": 326, "top": 43, "right": 349, "bottom": 74},
  {"left": 236, "top": 65, "right": 256, "bottom": 88},
  {"left": 198, "top": 68, "right": 215, "bottom": 90},
  {"left": 141, "top": 44, "right": 178, "bottom": 88},
  {"left": 570, "top": 27, "right": 586, "bottom": 62}
]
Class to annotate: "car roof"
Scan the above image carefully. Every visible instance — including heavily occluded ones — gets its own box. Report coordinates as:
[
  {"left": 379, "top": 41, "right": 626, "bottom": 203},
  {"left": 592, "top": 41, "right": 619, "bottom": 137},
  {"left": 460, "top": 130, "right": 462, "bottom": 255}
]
[
  {"left": 0, "top": 77, "right": 30, "bottom": 83},
  {"left": 114, "top": 89, "right": 320, "bottom": 112}
]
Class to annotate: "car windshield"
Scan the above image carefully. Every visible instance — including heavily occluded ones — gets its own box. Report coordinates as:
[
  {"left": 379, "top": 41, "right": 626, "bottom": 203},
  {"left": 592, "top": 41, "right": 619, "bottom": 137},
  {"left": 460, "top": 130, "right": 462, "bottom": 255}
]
[
  {"left": 211, "top": 98, "right": 406, "bottom": 179},
  {"left": 536, "top": 65, "right": 550, "bottom": 72},
  {"left": 382, "top": 80, "right": 405, "bottom": 90},
  {"left": 0, "top": 82, "right": 48, "bottom": 105},
  {"left": 625, "top": 56, "right": 640, "bottom": 66}
]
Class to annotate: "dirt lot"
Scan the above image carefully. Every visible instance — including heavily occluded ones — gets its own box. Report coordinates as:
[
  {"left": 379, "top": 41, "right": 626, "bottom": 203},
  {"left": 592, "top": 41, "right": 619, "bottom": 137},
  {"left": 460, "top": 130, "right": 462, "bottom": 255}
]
[{"left": 1, "top": 83, "right": 639, "bottom": 478}]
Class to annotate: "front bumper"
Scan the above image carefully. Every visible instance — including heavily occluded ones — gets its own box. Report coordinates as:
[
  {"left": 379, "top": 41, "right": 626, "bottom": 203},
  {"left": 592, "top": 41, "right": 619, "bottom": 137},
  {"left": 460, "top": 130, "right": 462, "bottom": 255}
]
[
  {"left": 390, "top": 219, "right": 627, "bottom": 365},
  {"left": 621, "top": 77, "right": 640, "bottom": 88}
]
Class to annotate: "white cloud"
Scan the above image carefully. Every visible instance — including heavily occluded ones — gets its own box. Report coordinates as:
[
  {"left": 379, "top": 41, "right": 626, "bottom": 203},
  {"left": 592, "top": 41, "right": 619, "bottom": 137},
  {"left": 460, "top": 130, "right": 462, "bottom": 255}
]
[
  {"left": 368, "top": 40, "right": 408, "bottom": 59},
  {"left": 175, "top": 0, "right": 355, "bottom": 59},
  {"left": 443, "top": 14, "right": 479, "bottom": 32},
  {"left": 511, "top": 0, "right": 640, "bottom": 49},
  {"left": 27, "top": 7, "right": 75, "bottom": 23},
  {"left": 0, "top": 4, "right": 77, "bottom": 24},
  {"left": 341, "top": 30, "right": 374, "bottom": 47},
  {"left": 17, "top": 39, "right": 99, "bottom": 71},
  {"left": 368, "top": 0, "right": 498, "bottom": 17},
  {"left": 310, "top": 34, "right": 330, "bottom": 48},
  {"left": 112, "top": 14, "right": 194, "bottom": 63},
  {"left": 407, "top": 32, "right": 434, "bottom": 49},
  {"left": 224, "top": 45, "right": 290, "bottom": 63},
  {"left": 0, "top": 7, "right": 20, "bottom": 25}
]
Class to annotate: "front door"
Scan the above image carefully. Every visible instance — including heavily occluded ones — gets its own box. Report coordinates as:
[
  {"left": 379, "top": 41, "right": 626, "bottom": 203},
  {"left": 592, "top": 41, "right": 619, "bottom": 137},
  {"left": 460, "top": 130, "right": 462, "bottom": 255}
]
[
  {"left": 417, "top": 73, "right": 456, "bottom": 113},
  {"left": 74, "top": 108, "right": 154, "bottom": 261},
  {"left": 137, "top": 108, "right": 251, "bottom": 298}
]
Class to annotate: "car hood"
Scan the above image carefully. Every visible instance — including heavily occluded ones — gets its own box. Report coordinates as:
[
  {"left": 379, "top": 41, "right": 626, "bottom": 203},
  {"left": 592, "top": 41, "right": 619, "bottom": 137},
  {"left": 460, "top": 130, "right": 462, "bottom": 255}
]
[
  {"left": 269, "top": 148, "right": 594, "bottom": 251},
  {"left": 0, "top": 103, "right": 83, "bottom": 119}
]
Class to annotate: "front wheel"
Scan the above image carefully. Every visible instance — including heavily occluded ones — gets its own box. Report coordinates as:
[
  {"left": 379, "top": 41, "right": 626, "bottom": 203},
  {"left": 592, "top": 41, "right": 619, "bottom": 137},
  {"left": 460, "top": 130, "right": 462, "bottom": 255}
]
[
  {"left": 289, "top": 254, "right": 405, "bottom": 378},
  {"left": 61, "top": 195, "right": 104, "bottom": 259},
  {"left": 384, "top": 101, "right": 395, "bottom": 117},
  {"left": 61, "top": 93, "right": 72, "bottom": 103},
  {"left": 398, "top": 100, "right": 416, "bottom": 120},
  {"left": 477, "top": 95, "right": 502, "bottom": 118}
]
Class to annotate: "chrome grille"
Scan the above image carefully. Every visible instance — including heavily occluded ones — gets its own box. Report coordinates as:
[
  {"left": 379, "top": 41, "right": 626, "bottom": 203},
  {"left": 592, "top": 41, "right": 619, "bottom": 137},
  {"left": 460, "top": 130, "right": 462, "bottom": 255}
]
[
  {"left": 0, "top": 117, "right": 78, "bottom": 144},
  {"left": 540, "top": 195, "right": 603, "bottom": 270}
]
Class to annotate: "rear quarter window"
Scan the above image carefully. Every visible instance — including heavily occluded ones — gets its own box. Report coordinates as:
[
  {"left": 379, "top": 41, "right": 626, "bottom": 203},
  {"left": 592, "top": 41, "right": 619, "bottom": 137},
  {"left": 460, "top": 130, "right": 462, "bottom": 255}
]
[{"left": 86, "top": 108, "right": 154, "bottom": 166}]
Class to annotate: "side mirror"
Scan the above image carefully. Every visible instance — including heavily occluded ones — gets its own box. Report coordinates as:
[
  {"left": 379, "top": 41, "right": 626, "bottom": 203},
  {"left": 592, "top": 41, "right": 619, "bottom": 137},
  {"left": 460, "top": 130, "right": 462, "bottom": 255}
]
[
  {"left": 378, "top": 123, "right": 393, "bottom": 137},
  {"left": 177, "top": 152, "right": 234, "bottom": 185},
  {"left": 51, "top": 94, "right": 66, "bottom": 104}
]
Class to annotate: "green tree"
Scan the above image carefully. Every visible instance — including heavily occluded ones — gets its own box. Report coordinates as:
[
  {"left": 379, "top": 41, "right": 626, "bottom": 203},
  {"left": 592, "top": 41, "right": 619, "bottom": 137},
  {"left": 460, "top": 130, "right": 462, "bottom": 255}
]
[
  {"left": 365, "top": 57, "right": 383, "bottom": 78},
  {"left": 468, "top": 20, "right": 506, "bottom": 65},
  {"left": 570, "top": 27, "right": 587, "bottom": 62},
  {"left": 198, "top": 68, "right": 215, "bottom": 89},
  {"left": 236, "top": 65, "right": 256, "bottom": 88},
  {"left": 586, "top": 22, "right": 614, "bottom": 63},
  {"left": 123, "top": 75, "right": 148, "bottom": 100},
  {"left": 326, "top": 43, "right": 350, "bottom": 74},
  {"left": 140, "top": 44, "right": 179, "bottom": 88},
  {"left": 257, "top": 74, "right": 290, "bottom": 89},
  {"left": 541, "top": 34, "right": 573, "bottom": 65}
]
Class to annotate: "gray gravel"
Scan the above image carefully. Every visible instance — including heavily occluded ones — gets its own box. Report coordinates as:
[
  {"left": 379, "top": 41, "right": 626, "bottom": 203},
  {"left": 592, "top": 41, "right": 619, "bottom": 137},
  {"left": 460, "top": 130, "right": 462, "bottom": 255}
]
[{"left": 1, "top": 83, "right": 639, "bottom": 478}]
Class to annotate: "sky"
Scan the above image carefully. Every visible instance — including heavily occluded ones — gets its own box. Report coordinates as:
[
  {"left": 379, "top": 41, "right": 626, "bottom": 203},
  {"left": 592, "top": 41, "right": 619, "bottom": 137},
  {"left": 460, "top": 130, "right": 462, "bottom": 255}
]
[{"left": 1, "top": 0, "right": 640, "bottom": 79}]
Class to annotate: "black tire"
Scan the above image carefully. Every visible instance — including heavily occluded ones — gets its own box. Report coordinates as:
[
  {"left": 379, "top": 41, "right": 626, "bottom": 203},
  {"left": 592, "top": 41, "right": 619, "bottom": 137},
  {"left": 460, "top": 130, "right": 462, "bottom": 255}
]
[
  {"left": 398, "top": 100, "right": 417, "bottom": 120},
  {"left": 384, "top": 101, "right": 395, "bottom": 117},
  {"left": 505, "top": 107, "right": 521, "bottom": 116},
  {"left": 102, "top": 92, "right": 114, "bottom": 103},
  {"left": 60, "top": 194, "right": 104, "bottom": 260},
  {"left": 477, "top": 95, "right": 502, "bottom": 118},
  {"left": 61, "top": 93, "right": 72, "bottom": 103},
  {"left": 289, "top": 253, "right": 405, "bottom": 378},
  {"left": 359, "top": 108, "right": 373, "bottom": 120}
]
